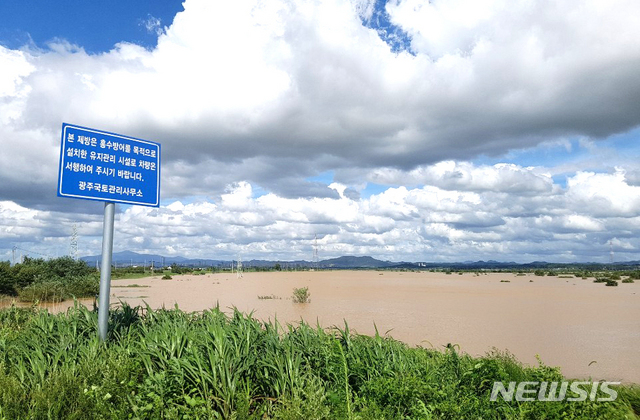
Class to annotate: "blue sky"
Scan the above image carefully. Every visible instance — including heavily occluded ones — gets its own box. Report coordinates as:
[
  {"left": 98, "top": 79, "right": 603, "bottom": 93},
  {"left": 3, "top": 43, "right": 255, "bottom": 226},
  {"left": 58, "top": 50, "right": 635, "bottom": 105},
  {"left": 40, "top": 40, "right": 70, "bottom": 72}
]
[
  {"left": 0, "top": 0, "right": 184, "bottom": 53},
  {"left": 1, "top": 0, "right": 640, "bottom": 263}
]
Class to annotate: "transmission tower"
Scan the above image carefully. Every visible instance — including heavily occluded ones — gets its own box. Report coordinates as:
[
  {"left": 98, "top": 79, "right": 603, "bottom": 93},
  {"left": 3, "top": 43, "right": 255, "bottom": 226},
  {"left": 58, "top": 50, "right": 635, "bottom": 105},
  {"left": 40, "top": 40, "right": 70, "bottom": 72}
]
[
  {"left": 236, "top": 255, "right": 243, "bottom": 278},
  {"left": 313, "top": 235, "right": 319, "bottom": 270},
  {"left": 609, "top": 240, "right": 614, "bottom": 264},
  {"left": 70, "top": 224, "right": 79, "bottom": 260}
]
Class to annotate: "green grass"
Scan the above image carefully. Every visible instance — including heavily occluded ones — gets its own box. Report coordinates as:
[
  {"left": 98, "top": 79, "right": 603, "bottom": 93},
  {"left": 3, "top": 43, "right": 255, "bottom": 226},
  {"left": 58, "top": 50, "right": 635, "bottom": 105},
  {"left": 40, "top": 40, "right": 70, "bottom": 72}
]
[{"left": 0, "top": 303, "right": 638, "bottom": 419}]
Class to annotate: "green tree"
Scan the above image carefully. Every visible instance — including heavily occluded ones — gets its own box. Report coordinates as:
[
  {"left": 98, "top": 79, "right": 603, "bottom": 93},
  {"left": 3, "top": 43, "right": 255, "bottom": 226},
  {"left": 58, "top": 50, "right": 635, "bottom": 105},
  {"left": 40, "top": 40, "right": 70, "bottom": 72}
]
[
  {"left": 11, "top": 259, "right": 45, "bottom": 288},
  {"left": 0, "top": 261, "right": 15, "bottom": 295},
  {"left": 45, "top": 256, "right": 93, "bottom": 278}
]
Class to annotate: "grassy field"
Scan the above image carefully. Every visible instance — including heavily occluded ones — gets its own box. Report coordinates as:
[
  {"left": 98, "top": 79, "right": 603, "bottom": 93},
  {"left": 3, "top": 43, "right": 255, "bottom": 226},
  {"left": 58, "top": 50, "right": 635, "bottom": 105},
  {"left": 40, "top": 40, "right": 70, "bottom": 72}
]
[{"left": 0, "top": 303, "right": 638, "bottom": 419}]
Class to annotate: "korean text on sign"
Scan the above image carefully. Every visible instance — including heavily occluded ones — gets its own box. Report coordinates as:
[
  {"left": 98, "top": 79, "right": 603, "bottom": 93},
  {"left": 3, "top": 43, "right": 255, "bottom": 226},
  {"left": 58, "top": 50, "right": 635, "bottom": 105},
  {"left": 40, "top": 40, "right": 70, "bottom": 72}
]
[{"left": 57, "top": 123, "right": 161, "bottom": 207}]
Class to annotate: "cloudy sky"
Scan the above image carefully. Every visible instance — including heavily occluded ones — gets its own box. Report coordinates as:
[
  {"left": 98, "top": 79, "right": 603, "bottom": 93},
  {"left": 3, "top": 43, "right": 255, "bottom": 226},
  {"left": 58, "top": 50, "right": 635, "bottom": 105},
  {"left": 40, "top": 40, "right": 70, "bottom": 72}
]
[{"left": 1, "top": 0, "right": 640, "bottom": 263}]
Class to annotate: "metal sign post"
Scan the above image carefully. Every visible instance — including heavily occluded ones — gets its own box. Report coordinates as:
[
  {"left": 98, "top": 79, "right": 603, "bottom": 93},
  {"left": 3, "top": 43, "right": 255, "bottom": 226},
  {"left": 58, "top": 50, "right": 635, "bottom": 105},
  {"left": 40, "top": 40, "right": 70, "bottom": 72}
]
[
  {"left": 98, "top": 202, "right": 115, "bottom": 341},
  {"left": 57, "top": 123, "right": 161, "bottom": 341}
]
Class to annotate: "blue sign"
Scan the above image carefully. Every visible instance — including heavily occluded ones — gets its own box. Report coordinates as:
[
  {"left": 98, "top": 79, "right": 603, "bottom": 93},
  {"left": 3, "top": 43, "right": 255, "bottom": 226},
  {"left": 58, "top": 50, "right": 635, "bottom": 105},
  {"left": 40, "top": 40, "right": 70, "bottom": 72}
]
[{"left": 57, "top": 123, "right": 161, "bottom": 207}]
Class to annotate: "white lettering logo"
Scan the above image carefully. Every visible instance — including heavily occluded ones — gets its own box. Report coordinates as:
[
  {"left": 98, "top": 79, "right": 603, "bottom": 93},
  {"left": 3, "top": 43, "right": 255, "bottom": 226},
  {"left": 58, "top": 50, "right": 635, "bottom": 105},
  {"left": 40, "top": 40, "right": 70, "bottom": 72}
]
[{"left": 490, "top": 381, "right": 619, "bottom": 402}]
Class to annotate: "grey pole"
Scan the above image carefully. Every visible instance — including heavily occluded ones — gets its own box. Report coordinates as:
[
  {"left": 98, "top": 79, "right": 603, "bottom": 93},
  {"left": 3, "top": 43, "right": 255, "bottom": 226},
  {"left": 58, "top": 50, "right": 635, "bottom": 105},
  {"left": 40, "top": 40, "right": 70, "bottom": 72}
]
[{"left": 98, "top": 202, "right": 115, "bottom": 341}]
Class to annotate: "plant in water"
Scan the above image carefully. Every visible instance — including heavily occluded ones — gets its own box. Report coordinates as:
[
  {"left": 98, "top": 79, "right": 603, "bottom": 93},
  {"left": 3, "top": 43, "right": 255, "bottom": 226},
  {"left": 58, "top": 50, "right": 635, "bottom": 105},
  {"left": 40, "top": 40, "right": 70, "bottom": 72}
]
[{"left": 292, "top": 287, "right": 310, "bottom": 303}]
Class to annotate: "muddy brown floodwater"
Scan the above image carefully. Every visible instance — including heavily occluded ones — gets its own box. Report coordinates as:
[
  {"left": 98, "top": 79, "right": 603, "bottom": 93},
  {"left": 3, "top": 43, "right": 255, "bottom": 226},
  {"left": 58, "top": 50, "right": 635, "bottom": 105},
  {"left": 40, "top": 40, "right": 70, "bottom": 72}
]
[{"left": 5, "top": 271, "right": 639, "bottom": 383}]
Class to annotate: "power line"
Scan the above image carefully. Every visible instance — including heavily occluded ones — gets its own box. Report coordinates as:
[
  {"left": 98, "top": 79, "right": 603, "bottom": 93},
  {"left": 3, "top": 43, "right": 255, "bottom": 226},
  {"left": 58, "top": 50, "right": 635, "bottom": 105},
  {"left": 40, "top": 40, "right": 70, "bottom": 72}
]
[{"left": 11, "top": 246, "right": 53, "bottom": 265}]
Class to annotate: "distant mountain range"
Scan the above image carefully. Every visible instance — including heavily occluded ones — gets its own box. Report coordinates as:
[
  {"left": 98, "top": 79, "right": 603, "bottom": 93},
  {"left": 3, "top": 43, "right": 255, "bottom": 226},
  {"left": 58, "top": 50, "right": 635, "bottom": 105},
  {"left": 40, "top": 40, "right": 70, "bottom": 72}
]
[
  {"left": 81, "top": 250, "right": 226, "bottom": 267},
  {"left": 80, "top": 250, "right": 640, "bottom": 270}
]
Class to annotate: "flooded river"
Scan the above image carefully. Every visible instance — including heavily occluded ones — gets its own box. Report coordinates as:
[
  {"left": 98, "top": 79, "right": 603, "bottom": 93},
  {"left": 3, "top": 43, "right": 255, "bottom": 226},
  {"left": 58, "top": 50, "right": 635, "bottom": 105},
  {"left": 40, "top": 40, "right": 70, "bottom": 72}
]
[{"left": 5, "top": 270, "right": 639, "bottom": 383}]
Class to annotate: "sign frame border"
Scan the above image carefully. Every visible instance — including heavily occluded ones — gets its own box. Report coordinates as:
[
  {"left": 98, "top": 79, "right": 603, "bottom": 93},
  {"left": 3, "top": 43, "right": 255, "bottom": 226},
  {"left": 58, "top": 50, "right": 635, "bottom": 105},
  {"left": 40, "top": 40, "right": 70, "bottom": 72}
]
[{"left": 57, "top": 122, "right": 161, "bottom": 207}]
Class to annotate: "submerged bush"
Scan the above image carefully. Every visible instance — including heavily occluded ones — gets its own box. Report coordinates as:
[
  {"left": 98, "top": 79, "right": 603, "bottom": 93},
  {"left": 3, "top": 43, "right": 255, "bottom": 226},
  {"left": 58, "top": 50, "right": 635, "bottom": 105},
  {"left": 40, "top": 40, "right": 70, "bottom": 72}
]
[{"left": 292, "top": 286, "right": 310, "bottom": 303}]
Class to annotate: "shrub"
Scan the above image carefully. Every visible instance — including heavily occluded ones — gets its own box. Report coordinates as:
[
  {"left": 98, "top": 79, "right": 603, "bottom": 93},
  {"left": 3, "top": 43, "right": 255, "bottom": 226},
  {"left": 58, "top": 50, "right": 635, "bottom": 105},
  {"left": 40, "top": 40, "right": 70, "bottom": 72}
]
[
  {"left": 605, "top": 279, "right": 618, "bottom": 287},
  {"left": 0, "top": 257, "right": 95, "bottom": 298},
  {"left": 65, "top": 276, "right": 99, "bottom": 297},
  {"left": 162, "top": 274, "right": 172, "bottom": 280},
  {"left": 292, "top": 286, "right": 310, "bottom": 303},
  {"left": 18, "top": 280, "right": 65, "bottom": 302},
  {"left": 15, "top": 276, "right": 98, "bottom": 302}
]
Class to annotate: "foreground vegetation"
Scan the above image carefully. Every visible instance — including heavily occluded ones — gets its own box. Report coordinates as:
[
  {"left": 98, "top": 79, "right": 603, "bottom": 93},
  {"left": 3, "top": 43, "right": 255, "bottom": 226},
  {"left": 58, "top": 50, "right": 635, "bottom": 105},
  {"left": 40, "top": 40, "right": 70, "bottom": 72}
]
[{"left": 0, "top": 304, "right": 637, "bottom": 419}]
